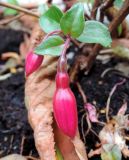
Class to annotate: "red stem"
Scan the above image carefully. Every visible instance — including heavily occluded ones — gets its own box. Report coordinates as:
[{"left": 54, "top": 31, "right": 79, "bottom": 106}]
[
  {"left": 43, "top": 30, "right": 61, "bottom": 41},
  {"left": 62, "top": 37, "right": 71, "bottom": 57},
  {"left": 33, "top": 30, "right": 61, "bottom": 52},
  {"left": 58, "top": 37, "right": 71, "bottom": 72}
]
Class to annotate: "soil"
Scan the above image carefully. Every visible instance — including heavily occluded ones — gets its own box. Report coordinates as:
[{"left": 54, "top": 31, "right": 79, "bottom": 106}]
[{"left": 0, "top": 29, "right": 129, "bottom": 159}]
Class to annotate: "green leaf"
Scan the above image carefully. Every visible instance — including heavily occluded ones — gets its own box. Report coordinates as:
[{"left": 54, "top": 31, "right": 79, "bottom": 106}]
[
  {"left": 60, "top": 3, "right": 85, "bottom": 38},
  {"left": 35, "top": 35, "right": 64, "bottom": 56},
  {"left": 113, "top": 46, "right": 129, "bottom": 60},
  {"left": 117, "top": 24, "right": 122, "bottom": 36},
  {"left": 101, "top": 145, "right": 122, "bottom": 160},
  {"left": 78, "top": 0, "right": 94, "bottom": 4},
  {"left": 111, "top": 145, "right": 122, "bottom": 160},
  {"left": 77, "top": 20, "right": 112, "bottom": 47},
  {"left": 114, "top": 0, "right": 123, "bottom": 8},
  {"left": 101, "top": 151, "right": 113, "bottom": 160},
  {"left": 39, "top": 5, "right": 63, "bottom": 33},
  {"left": 56, "top": 146, "right": 64, "bottom": 160},
  {"left": 4, "top": 0, "right": 18, "bottom": 15},
  {"left": 38, "top": 3, "right": 49, "bottom": 15}
]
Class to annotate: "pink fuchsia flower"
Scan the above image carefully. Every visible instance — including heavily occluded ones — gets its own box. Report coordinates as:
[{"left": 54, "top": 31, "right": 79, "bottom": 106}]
[
  {"left": 53, "top": 72, "right": 78, "bottom": 138},
  {"left": 25, "top": 50, "right": 43, "bottom": 77}
]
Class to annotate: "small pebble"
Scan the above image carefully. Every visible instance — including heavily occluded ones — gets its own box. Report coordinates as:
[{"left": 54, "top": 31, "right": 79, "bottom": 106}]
[
  {"left": 92, "top": 100, "right": 97, "bottom": 105},
  {"left": 98, "top": 81, "right": 103, "bottom": 85},
  {"left": 100, "top": 109, "right": 106, "bottom": 114},
  {"left": 13, "top": 146, "right": 17, "bottom": 150},
  {"left": 4, "top": 137, "right": 8, "bottom": 142}
]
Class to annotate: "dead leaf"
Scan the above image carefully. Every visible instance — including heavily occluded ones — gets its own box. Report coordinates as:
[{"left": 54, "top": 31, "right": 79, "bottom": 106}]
[
  {"left": 25, "top": 56, "right": 57, "bottom": 160},
  {"left": 20, "top": 24, "right": 45, "bottom": 59},
  {"left": 112, "top": 39, "right": 129, "bottom": 49},
  {"left": 0, "top": 154, "right": 27, "bottom": 160},
  {"left": 88, "top": 148, "right": 102, "bottom": 158},
  {"left": 19, "top": 14, "right": 38, "bottom": 29},
  {"left": 72, "top": 134, "right": 88, "bottom": 160},
  {"left": 122, "top": 147, "right": 129, "bottom": 158},
  {"left": 20, "top": 34, "right": 30, "bottom": 59},
  {"left": 117, "top": 102, "right": 127, "bottom": 116},
  {"left": 114, "top": 62, "right": 129, "bottom": 76}
]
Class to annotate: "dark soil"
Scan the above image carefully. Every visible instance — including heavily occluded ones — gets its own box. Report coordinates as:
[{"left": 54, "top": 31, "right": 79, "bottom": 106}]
[
  {"left": 0, "top": 29, "right": 24, "bottom": 54},
  {"left": 0, "top": 29, "right": 129, "bottom": 159}
]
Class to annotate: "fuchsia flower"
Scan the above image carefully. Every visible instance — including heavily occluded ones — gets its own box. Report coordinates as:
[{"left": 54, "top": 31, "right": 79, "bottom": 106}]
[
  {"left": 53, "top": 56, "right": 78, "bottom": 138},
  {"left": 25, "top": 50, "right": 43, "bottom": 77}
]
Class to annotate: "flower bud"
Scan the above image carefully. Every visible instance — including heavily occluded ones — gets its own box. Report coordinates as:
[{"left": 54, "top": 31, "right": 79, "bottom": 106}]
[
  {"left": 53, "top": 72, "right": 78, "bottom": 138},
  {"left": 25, "top": 50, "right": 43, "bottom": 77}
]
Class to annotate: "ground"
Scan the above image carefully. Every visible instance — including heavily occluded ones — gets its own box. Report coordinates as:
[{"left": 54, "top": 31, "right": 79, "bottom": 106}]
[{"left": 0, "top": 29, "right": 129, "bottom": 159}]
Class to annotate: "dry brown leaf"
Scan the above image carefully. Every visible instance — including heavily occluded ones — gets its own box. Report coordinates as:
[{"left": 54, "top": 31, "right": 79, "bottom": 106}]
[
  {"left": 25, "top": 56, "right": 57, "bottom": 160},
  {"left": 72, "top": 133, "right": 88, "bottom": 160},
  {"left": 20, "top": 34, "right": 30, "bottom": 59},
  {"left": 112, "top": 39, "right": 129, "bottom": 49},
  {"left": 117, "top": 102, "right": 127, "bottom": 116},
  {"left": 20, "top": 24, "right": 45, "bottom": 59},
  {"left": 19, "top": 15, "right": 38, "bottom": 30},
  {"left": 122, "top": 147, "right": 129, "bottom": 158},
  {"left": 88, "top": 148, "right": 102, "bottom": 158},
  {"left": 30, "top": 24, "right": 45, "bottom": 48},
  {"left": 0, "top": 154, "right": 27, "bottom": 160}
]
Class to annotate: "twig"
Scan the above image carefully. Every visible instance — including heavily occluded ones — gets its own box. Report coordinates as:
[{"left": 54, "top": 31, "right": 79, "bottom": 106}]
[
  {"left": 0, "top": 2, "right": 39, "bottom": 18},
  {"left": 124, "top": 136, "right": 129, "bottom": 141},
  {"left": 99, "top": 49, "right": 113, "bottom": 55},
  {"left": 0, "top": 73, "right": 12, "bottom": 81},
  {"left": 7, "top": 135, "right": 14, "bottom": 154},
  {"left": 101, "top": 67, "right": 116, "bottom": 78},
  {"left": 85, "top": 13, "right": 91, "bottom": 20},
  {"left": 20, "top": 135, "right": 26, "bottom": 155},
  {"left": 85, "top": 114, "right": 99, "bottom": 140},
  {"left": 0, "top": 13, "right": 25, "bottom": 25},
  {"left": 71, "top": 38, "right": 80, "bottom": 48},
  {"left": 88, "top": 148, "right": 102, "bottom": 158},
  {"left": 91, "top": 0, "right": 101, "bottom": 19},
  {"left": 99, "top": 0, "right": 115, "bottom": 22},
  {"left": 81, "top": 113, "right": 87, "bottom": 144},
  {"left": 25, "top": 156, "right": 39, "bottom": 160},
  {"left": 76, "top": 82, "right": 87, "bottom": 104},
  {"left": 85, "top": 114, "right": 91, "bottom": 136},
  {"left": 101, "top": 68, "right": 129, "bottom": 79},
  {"left": 106, "top": 79, "right": 126, "bottom": 122},
  {"left": 87, "top": 0, "right": 129, "bottom": 72}
]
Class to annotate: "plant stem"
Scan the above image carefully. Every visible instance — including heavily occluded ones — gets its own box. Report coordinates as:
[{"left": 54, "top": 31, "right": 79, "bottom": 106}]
[
  {"left": 76, "top": 82, "right": 87, "bottom": 104},
  {"left": 106, "top": 79, "right": 126, "bottom": 122},
  {"left": 33, "top": 30, "right": 61, "bottom": 52},
  {"left": 0, "top": 13, "right": 25, "bottom": 25},
  {"left": 57, "top": 37, "right": 71, "bottom": 72},
  {"left": 87, "top": 0, "right": 129, "bottom": 72},
  {"left": 0, "top": 2, "right": 39, "bottom": 18},
  {"left": 91, "top": 0, "right": 101, "bottom": 19},
  {"left": 99, "top": 0, "right": 115, "bottom": 22},
  {"left": 62, "top": 37, "right": 71, "bottom": 57},
  {"left": 43, "top": 30, "right": 61, "bottom": 41}
]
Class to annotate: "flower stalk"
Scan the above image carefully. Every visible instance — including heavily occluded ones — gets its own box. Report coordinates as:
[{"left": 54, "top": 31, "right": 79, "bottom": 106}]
[{"left": 53, "top": 37, "right": 78, "bottom": 138}]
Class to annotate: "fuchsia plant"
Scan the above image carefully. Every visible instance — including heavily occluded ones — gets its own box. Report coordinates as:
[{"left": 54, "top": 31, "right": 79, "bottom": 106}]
[
  {"left": 25, "top": 3, "right": 112, "bottom": 138},
  {"left": 53, "top": 38, "right": 78, "bottom": 138}
]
